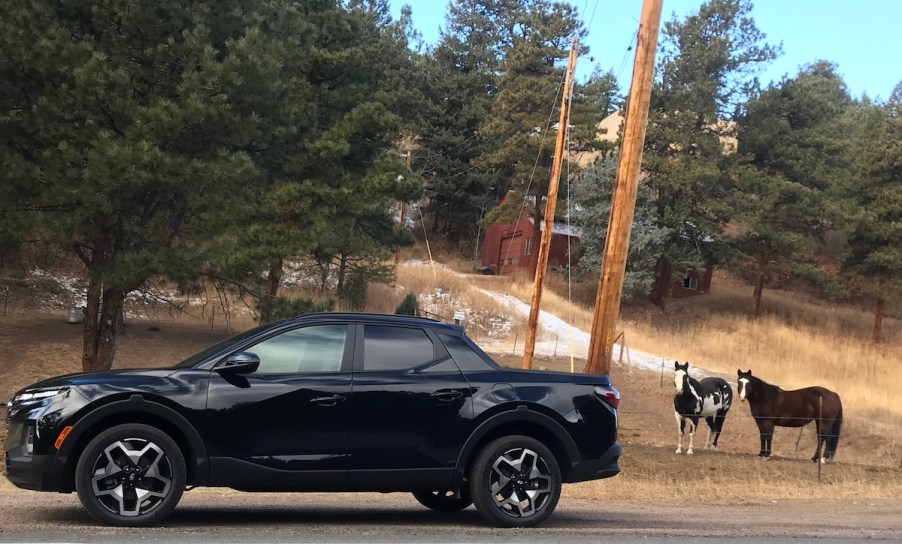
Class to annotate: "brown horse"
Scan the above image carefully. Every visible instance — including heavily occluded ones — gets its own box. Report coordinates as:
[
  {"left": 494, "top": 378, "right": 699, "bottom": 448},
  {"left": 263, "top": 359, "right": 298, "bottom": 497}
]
[{"left": 737, "top": 369, "right": 843, "bottom": 463}]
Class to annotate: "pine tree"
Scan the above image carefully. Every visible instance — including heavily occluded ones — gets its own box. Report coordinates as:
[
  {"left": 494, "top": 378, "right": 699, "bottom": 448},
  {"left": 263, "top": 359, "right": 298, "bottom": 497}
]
[
  {"left": 733, "top": 62, "right": 852, "bottom": 316},
  {"left": 839, "top": 95, "right": 902, "bottom": 341},
  {"left": 0, "top": 0, "right": 422, "bottom": 370},
  {"left": 642, "top": 0, "right": 778, "bottom": 304},
  {"left": 478, "top": 0, "right": 586, "bottom": 275},
  {"left": 413, "top": 0, "right": 516, "bottom": 247},
  {"left": 571, "top": 156, "right": 671, "bottom": 298}
]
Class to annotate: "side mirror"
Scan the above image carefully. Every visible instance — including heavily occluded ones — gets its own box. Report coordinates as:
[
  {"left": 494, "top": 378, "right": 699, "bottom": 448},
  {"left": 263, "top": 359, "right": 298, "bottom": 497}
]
[{"left": 216, "top": 352, "right": 260, "bottom": 374}]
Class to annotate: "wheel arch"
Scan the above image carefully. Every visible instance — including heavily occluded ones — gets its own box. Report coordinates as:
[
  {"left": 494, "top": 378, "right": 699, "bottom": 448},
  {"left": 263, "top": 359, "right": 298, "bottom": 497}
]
[
  {"left": 454, "top": 406, "right": 579, "bottom": 486},
  {"left": 56, "top": 394, "right": 209, "bottom": 492}
]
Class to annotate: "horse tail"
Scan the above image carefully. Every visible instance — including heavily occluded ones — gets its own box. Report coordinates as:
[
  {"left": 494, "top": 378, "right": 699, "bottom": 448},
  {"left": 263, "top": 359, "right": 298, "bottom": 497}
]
[{"left": 826, "top": 402, "right": 843, "bottom": 458}]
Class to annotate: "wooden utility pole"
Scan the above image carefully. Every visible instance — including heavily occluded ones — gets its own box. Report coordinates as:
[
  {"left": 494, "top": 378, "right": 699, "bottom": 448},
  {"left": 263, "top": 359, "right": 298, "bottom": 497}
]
[
  {"left": 584, "top": 0, "right": 663, "bottom": 376},
  {"left": 522, "top": 38, "right": 579, "bottom": 370},
  {"left": 394, "top": 150, "right": 412, "bottom": 265}
]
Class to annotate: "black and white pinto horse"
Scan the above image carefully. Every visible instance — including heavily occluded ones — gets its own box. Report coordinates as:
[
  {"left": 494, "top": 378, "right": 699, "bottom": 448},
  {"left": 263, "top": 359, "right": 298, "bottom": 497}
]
[{"left": 673, "top": 361, "right": 733, "bottom": 455}]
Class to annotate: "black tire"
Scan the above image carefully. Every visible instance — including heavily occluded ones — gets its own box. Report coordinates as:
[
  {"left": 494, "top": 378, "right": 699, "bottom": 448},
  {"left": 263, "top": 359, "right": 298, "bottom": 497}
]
[
  {"left": 469, "top": 435, "right": 562, "bottom": 528},
  {"left": 412, "top": 488, "right": 473, "bottom": 512},
  {"left": 75, "top": 423, "right": 186, "bottom": 527}
]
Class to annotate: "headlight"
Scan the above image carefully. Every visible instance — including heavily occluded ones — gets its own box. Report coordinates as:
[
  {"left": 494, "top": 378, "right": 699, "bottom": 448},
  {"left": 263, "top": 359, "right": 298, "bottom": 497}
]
[{"left": 13, "top": 387, "right": 69, "bottom": 403}]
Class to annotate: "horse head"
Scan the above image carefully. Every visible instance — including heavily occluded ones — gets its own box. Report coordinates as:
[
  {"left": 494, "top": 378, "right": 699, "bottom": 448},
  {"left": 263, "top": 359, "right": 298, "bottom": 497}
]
[
  {"left": 674, "top": 361, "right": 690, "bottom": 394},
  {"left": 737, "top": 369, "right": 753, "bottom": 401}
]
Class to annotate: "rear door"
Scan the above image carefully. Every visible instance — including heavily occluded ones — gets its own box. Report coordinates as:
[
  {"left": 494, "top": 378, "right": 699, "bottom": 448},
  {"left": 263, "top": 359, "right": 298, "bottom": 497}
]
[{"left": 347, "top": 323, "right": 474, "bottom": 490}]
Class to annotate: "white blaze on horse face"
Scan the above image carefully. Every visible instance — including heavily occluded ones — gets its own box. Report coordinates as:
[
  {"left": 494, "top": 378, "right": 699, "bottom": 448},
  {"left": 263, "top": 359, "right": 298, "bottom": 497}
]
[
  {"left": 674, "top": 369, "right": 687, "bottom": 394},
  {"left": 738, "top": 378, "right": 749, "bottom": 401}
]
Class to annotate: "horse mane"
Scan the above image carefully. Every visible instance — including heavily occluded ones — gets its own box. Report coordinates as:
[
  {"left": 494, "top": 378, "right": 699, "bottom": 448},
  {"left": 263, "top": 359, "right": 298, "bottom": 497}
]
[{"left": 749, "top": 374, "right": 782, "bottom": 398}]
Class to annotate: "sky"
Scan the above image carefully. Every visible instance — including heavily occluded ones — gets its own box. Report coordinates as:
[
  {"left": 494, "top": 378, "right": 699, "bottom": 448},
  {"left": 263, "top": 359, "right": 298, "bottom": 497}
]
[{"left": 389, "top": 0, "right": 902, "bottom": 101}]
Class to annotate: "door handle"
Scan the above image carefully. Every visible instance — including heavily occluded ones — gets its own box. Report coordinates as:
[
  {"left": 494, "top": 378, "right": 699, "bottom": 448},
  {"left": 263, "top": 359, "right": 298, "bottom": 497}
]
[
  {"left": 431, "top": 390, "right": 463, "bottom": 401},
  {"left": 310, "top": 395, "right": 346, "bottom": 407}
]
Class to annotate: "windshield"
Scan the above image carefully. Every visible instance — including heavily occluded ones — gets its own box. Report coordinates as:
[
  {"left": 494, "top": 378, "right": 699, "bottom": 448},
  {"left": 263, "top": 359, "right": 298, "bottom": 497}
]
[{"left": 172, "top": 323, "right": 273, "bottom": 368}]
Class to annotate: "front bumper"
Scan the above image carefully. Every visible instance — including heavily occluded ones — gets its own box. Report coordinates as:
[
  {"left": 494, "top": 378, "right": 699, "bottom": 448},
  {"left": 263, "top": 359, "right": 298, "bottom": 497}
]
[
  {"left": 5, "top": 449, "right": 58, "bottom": 491},
  {"left": 566, "top": 442, "right": 622, "bottom": 483}
]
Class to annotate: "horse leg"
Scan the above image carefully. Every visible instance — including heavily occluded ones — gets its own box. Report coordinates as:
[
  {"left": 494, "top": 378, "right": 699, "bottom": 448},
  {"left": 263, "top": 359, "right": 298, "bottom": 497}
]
[
  {"left": 675, "top": 412, "right": 684, "bottom": 454},
  {"left": 704, "top": 416, "right": 714, "bottom": 450},
  {"left": 686, "top": 417, "right": 698, "bottom": 455},
  {"left": 812, "top": 419, "right": 825, "bottom": 464},
  {"left": 757, "top": 421, "right": 773, "bottom": 460},
  {"left": 712, "top": 413, "right": 726, "bottom": 450}
]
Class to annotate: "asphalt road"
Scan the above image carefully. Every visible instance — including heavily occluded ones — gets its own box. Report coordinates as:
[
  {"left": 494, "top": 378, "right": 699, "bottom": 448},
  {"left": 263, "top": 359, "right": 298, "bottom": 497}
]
[{"left": 0, "top": 489, "right": 900, "bottom": 542}]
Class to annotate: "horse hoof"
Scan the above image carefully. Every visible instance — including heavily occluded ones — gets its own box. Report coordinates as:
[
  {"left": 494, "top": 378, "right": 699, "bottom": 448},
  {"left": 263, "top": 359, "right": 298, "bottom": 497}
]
[
  {"left": 758, "top": 456, "right": 769, "bottom": 461},
  {"left": 686, "top": 449, "right": 694, "bottom": 455},
  {"left": 675, "top": 449, "right": 682, "bottom": 454}
]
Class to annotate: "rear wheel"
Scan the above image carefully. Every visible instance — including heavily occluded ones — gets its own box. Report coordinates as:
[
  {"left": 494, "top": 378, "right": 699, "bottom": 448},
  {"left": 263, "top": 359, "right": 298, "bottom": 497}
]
[
  {"left": 469, "top": 435, "right": 562, "bottom": 527},
  {"left": 412, "top": 488, "right": 472, "bottom": 511},
  {"left": 75, "top": 423, "right": 186, "bottom": 526}
]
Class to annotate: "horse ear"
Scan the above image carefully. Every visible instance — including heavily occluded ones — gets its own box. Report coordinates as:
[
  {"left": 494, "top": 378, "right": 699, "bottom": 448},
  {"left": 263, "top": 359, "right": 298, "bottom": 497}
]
[
  {"left": 674, "top": 361, "right": 680, "bottom": 369},
  {"left": 737, "top": 368, "right": 741, "bottom": 375}
]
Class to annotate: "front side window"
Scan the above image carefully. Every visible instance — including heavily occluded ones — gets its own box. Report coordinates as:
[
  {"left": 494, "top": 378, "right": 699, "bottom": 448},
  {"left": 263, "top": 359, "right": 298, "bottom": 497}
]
[
  {"left": 247, "top": 324, "right": 348, "bottom": 374},
  {"left": 363, "top": 325, "right": 434, "bottom": 371}
]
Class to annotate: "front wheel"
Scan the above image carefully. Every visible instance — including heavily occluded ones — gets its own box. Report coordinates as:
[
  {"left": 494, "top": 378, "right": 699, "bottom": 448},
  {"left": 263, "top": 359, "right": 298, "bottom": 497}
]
[
  {"left": 469, "top": 435, "right": 562, "bottom": 527},
  {"left": 75, "top": 423, "right": 186, "bottom": 526},
  {"left": 412, "top": 489, "right": 472, "bottom": 511}
]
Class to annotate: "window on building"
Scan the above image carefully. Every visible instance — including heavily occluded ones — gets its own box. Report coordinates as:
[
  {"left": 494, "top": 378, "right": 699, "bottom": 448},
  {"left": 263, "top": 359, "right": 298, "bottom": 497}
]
[
  {"left": 524, "top": 237, "right": 532, "bottom": 255},
  {"left": 683, "top": 275, "right": 699, "bottom": 290}
]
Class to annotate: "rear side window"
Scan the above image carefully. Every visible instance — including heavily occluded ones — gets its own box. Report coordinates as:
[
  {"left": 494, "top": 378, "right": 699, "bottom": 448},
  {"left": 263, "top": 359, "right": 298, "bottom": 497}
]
[
  {"left": 363, "top": 325, "right": 434, "bottom": 371},
  {"left": 437, "top": 332, "right": 494, "bottom": 371}
]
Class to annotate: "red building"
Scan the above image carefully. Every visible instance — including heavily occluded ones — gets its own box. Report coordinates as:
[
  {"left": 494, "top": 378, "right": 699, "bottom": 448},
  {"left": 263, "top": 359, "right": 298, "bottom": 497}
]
[
  {"left": 653, "top": 259, "right": 714, "bottom": 299},
  {"left": 480, "top": 217, "right": 579, "bottom": 275}
]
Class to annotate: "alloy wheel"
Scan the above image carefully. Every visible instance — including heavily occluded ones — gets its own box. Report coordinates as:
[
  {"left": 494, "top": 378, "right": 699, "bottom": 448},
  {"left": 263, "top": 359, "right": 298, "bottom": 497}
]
[
  {"left": 488, "top": 447, "right": 553, "bottom": 518},
  {"left": 89, "top": 437, "right": 173, "bottom": 517}
]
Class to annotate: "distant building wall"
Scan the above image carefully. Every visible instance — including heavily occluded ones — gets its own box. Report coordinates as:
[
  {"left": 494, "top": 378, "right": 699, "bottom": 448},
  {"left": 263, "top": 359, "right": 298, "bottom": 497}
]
[{"left": 481, "top": 218, "right": 578, "bottom": 275}]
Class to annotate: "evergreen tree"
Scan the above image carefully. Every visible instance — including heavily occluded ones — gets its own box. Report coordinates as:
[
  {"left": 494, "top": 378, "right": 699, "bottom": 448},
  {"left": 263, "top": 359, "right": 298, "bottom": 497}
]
[
  {"left": 412, "top": 0, "right": 516, "bottom": 247},
  {"left": 839, "top": 96, "right": 902, "bottom": 341},
  {"left": 0, "top": 0, "right": 422, "bottom": 370},
  {"left": 571, "top": 156, "right": 671, "bottom": 298},
  {"left": 642, "top": 0, "right": 778, "bottom": 304},
  {"left": 479, "top": 0, "right": 587, "bottom": 275},
  {"left": 733, "top": 62, "right": 852, "bottom": 316}
]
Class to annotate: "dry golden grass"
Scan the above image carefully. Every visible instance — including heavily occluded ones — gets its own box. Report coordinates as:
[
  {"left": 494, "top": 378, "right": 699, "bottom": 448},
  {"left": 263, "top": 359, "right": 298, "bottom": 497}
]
[{"left": 621, "top": 283, "right": 902, "bottom": 422}]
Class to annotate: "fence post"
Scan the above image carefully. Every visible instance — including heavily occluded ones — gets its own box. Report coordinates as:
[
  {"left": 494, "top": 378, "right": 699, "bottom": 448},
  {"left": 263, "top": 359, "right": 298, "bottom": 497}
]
[
  {"left": 512, "top": 333, "right": 518, "bottom": 355},
  {"left": 660, "top": 358, "right": 666, "bottom": 388},
  {"left": 554, "top": 335, "right": 558, "bottom": 357},
  {"left": 795, "top": 427, "right": 804, "bottom": 453}
]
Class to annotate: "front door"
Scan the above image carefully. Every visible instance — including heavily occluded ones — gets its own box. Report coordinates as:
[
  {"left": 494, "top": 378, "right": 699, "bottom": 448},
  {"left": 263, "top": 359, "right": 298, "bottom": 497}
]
[{"left": 204, "top": 322, "right": 354, "bottom": 490}]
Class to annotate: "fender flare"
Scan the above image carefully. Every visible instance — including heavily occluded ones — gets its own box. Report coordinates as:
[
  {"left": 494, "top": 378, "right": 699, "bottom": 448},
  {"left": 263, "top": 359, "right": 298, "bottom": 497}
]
[
  {"left": 56, "top": 394, "right": 209, "bottom": 486},
  {"left": 454, "top": 405, "right": 580, "bottom": 480}
]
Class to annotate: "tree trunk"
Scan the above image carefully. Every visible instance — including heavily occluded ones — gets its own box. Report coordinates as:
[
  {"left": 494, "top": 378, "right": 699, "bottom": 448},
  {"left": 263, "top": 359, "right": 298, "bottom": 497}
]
[
  {"left": 872, "top": 296, "right": 885, "bottom": 343},
  {"left": 267, "top": 260, "right": 283, "bottom": 297},
  {"left": 531, "top": 195, "right": 542, "bottom": 277},
  {"left": 81, "top": 280, "right": 102, "bottom": 372},
  {"left": 752, "top": 272, "right": 765, "bottom": 318},
  {"left": 752, "top": 242, "right": 771, "bottom": 318},
  {"left": 81, "top": 280, "right": 126, "bottom": 372},
  {"left": 336, "top": 254, "right": 348, "bottom": 297},
  {"left": 650, "top": 257, "right": 669, "bottom": 308},
  {"left": 319, "top": 262, "right": 331, "bottom": 293}
]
